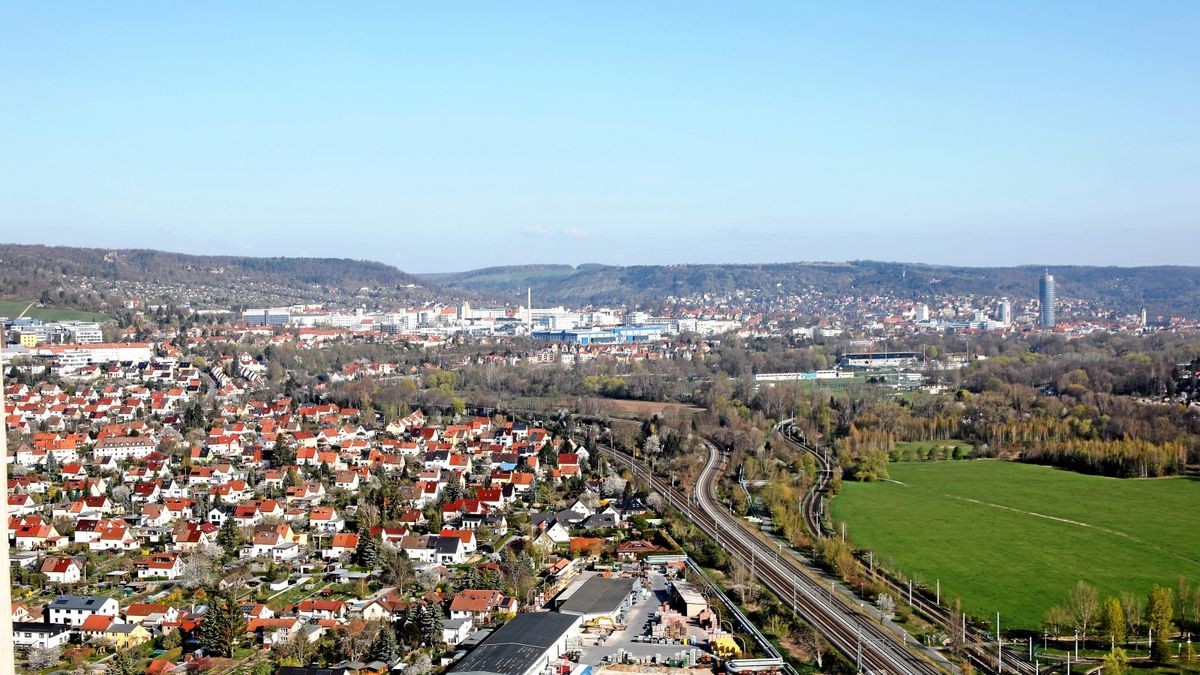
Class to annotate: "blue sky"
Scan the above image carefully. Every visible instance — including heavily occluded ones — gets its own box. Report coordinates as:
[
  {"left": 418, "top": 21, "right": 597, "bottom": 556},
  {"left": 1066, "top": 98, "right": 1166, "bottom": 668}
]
[{"left": 2, "top": 2, "right": 1197, "bottom": 272}]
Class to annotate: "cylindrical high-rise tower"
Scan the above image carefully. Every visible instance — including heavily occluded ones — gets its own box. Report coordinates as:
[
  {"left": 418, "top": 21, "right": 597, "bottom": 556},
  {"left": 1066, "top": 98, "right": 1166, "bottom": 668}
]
[{"left": 1039, "top": 271, "right": 1056, "bottom": 328}]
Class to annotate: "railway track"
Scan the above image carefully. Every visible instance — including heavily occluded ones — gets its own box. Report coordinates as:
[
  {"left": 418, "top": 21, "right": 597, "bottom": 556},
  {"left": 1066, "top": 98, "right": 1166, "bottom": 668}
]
[
  {"left": 774, "top": 422, "right": 1038, "bottom": 675},
  {"left": 601, "top": 442, "right": 949, "bottom": 674}
]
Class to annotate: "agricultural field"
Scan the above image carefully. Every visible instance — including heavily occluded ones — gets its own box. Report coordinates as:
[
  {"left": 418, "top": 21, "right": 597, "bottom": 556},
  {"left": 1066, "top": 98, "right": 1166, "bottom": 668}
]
[
  {"left": 0, "top": 299, "right": 111, "bottom": 323},
  {"left": 830, "top": 460, "right": 1200, "bottom": 630}
]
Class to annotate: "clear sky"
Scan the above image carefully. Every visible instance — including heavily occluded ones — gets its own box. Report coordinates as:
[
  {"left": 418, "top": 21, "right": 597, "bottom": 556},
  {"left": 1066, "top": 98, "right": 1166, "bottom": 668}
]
[{"left": 2, "top": 2, "right": 1197, "bottom": 273}]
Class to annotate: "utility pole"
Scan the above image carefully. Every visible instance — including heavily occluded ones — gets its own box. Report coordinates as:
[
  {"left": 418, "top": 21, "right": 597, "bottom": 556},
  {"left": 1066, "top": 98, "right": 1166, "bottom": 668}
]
[{"left": 996, "top": 612, "right": 1002, "bottom": 674}]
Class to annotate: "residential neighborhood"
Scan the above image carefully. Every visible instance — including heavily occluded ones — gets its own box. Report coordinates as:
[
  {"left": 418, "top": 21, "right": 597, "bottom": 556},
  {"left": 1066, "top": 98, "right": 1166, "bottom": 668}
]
[{"left": 1, "top": 337, "right": 724, "bottom": 675}]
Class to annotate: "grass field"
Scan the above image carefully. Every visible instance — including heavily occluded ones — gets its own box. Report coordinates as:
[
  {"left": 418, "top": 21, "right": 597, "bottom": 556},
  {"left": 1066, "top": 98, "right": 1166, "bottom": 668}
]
[
  {"left": 830, "top": 461, "right": 1200, "bottom": 630},
  {"left": 0, "top": 299, "right": 110, "bottom": 323}
]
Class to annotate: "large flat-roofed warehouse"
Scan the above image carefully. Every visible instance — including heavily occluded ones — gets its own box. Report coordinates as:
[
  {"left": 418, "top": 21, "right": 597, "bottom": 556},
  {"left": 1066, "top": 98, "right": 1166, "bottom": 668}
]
[
  {"left": 449, "top": 612, "right": 582, "bottom": 675},
  {"left": 554, "top": 576, "right": 637, "bottom": 625}
]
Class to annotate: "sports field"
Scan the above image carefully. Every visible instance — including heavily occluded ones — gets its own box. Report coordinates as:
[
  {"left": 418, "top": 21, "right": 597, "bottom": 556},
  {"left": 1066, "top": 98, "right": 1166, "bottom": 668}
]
[
  {"left": 0, "top": 299, "right": 110, "bottom": 323},
  {"left": 830, "top": 460, "right": 1200, "bottom": 629}
]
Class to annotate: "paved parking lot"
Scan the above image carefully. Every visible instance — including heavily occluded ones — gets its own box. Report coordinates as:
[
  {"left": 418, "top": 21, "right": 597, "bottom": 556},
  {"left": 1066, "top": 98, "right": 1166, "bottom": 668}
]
[{"left": 578, "top": 572, "right": 710, "bottom": 666}]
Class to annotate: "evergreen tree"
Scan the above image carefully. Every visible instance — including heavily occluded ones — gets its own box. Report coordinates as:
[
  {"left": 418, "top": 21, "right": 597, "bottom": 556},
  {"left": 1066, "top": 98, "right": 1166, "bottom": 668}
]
[
  {"left": 368, "top": 623, "right": 400, "bottom": 665},
  {"left": 398, "top": 604, "right": 417, "bottom": 647},
  {"left": 200, "top": 589, "right": 247, "bottom": 658},
  {"left": 216, "top": 518, "right": 242, "bottom": 558},
  {"left": 456, "top": 567, "right": 481, "bottom": 592},
  {"left": 353, "top": 533, "right": 381, "bottom": 568},
  {"left": 442, "top": 480, "right": 463, "bottom": 504},
  {"left": 412, "top": 604, "right": 430, "bottom": 645},
  {"left": 420, "top": 602, "right": 443, "bottom": 647}
]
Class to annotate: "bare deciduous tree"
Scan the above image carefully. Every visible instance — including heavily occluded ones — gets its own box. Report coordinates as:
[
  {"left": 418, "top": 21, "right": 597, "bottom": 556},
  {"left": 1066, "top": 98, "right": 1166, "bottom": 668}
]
[
  {"left": 1120, "top": 591, "right": 1144, "bottom": 637},
  {"left": 876, "top": 593, "right": 896, "bottom": 622},
  {"left": 601, "top": 475, "right": 626, "bottom": 497},
  {"left": 26, "top": 645, "right": 63, "bottom": 671},
  {"left": 406, "top": 654, "right": 432, "bottom": 675},
  {"left": 179, "top": 548, "right": 217, "bottom": 588},
  {"left": 645, "top": 492, "right": 664, "bottom": 513},
  {"left": 731, "top": 562, "right": 757, "bottom": 604},
  {"left": 794, "top": 624, "right": 825, "bottom": 669},
  {"left": 1067, "top": 581, "right": 1100, "bottom": 638}
]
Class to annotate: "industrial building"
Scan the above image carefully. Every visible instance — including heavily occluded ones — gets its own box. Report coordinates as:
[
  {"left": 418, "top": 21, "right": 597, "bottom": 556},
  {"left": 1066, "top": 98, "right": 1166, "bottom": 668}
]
[
  {"left": 448, "top": 612, "right": 582, "bottom": 675},
  {"left": 838, "top": 351, "right": 922, "bottom": 369},
  {"left": 531, "top": 325, "right": 664, "bottom": 345},
  {"left": 3, "top": 318, "right": 103, "bottom": 346},
  {"left": 554, "top": 576, "right": 638, "bottom": 624},
  {"left": 32, "top": 342, "right": 153, "bottom": 372}
]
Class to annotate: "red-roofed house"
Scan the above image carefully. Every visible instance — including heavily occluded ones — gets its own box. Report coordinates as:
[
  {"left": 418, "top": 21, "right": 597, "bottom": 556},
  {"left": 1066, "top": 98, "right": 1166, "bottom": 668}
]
[
  {"left": 40, "top": 557, "right": 83, "bottom": 584},
  {"left": 323, "top": 532, "right": 359, "bottom": 560}
]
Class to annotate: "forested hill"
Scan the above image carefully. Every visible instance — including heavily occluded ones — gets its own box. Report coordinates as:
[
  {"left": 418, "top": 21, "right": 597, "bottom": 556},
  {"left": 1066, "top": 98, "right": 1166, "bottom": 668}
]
[
  {"left": 423, "top": 261, "right": 1200, "bottom": 316},
  {"left": 0, "top": 244, "right": 447, "bottom": 312}
]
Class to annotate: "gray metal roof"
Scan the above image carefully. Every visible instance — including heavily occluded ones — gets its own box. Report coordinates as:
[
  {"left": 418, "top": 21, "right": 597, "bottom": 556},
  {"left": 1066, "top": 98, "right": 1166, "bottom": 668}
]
[
  {"left": 448, "top": 612, "right": 579, "bottom": 675},
  {"left": 556, "top": 576, "right": 635, "bottom": 616},
  {"left": 49, "top": 595, "right": 113, "bottom": 610}
]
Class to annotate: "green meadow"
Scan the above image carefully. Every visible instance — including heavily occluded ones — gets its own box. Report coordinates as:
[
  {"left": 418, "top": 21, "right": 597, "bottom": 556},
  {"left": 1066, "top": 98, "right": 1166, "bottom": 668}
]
[
  {"left": 830, "top": 460, "right": 1200, "bottom": 629},
  {"left": 0, "top": 299, "right": 110, "bottom": 323}
]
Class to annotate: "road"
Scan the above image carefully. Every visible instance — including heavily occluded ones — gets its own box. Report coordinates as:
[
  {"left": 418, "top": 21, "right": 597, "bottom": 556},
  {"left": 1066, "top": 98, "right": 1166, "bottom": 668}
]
[{"left": 601, "top": 441, "right": 950, "bottom": 675}]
